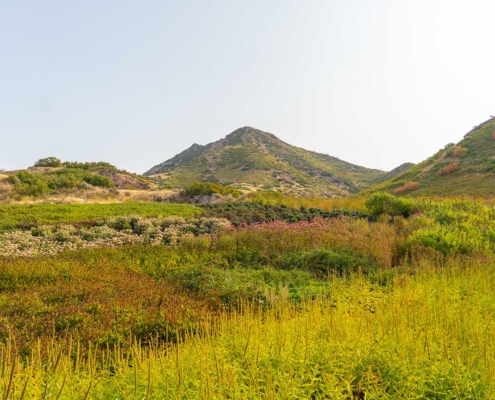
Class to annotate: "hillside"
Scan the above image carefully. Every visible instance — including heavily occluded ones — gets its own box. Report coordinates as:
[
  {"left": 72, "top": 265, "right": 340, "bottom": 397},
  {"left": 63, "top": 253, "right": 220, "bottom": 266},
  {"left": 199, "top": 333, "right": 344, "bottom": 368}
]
[
  {"left": 366, "top": 117, "right": 495, "bottom": 197},
  {"left": 145, "top": 127, "right": 392, "bottom": 197},
  {"left": 0, "top": 160, "right": 154, "bottom": 202}
]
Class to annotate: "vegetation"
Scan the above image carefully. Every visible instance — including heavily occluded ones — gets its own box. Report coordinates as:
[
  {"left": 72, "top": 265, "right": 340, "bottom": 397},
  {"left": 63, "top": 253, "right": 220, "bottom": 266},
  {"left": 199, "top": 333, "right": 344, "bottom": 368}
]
[
  {"left": 33, "top": 157, "right": 62, "bottom": 168},
  {"left": 364, "top": 192, "right": 418, "bottom": 218},
  {"left": 367, "top": 116, "right": 495, "bottom": 197},
  {"left": 0, "top": 203, "right": 201, "bottom": 232},
  {"left": 2, "top": 195, "right": 495, "bottom": 396},
  {"left": 438, "top": 163, "right": 458, "bottom": 176},
  {"left": 7, "top": 169, "right": 113, "bottom": 198},
  {"left": 184, "top": 181, "right": 241, "bottom": 198},
  {"left": 200, "top": 202, "right": 368, "bottom": 226},
  {"left": 244, "top": 190, "right": 367, "bottom": 212},
  {"left": 3, "top": 187, "right": 495, "bottom": 397},
  {"left": 0, "top": 216, "right": 231, "bottom": 257},
  {"left": 1, "top": 160, "right": 153, "bottom": 200},
  {"left": 393, "top": 181, "right": 419, "bottom": 195}
]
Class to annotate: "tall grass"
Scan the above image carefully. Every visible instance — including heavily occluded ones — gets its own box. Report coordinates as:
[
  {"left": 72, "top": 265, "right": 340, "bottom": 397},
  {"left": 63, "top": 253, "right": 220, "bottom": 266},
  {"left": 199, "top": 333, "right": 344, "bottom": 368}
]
[{"left": 1, "top": 261, "right": 494, "bottom": 398}]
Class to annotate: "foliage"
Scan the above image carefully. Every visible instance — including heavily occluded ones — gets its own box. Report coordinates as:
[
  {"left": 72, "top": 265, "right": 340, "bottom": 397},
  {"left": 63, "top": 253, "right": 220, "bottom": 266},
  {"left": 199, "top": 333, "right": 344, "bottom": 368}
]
[
  {"left": 365, "top": 192, "right": 418, "bottom": 217},
  {"left": 0, "top": 203, "right": 202, "bottom": 232},
  {"left": 7, "top": 169, "right": 114, "bottom": 197},
  {"left": 438, "top": 162, "right": 458, "bottom": 176},
  {"left": 3, "top": 197, "right": 495, "bottom": 397},
  {"left": 33, "top": 156, "right": 62, "bottom": 167},
  {"left": 7, "top": 171, "right": 50, "bottom": 196},
  {"left": 244, "top": 190, "right": 367, "bottom": 211},
  {"left": 62, "top": 161, "right": 118, "bottom": 171},
  {"left": 451, "top": 146, "right": 468, "bottom": 157},
  {"left": 0, "top": 216, "right": 231, "bottom": 257},
  {"left": 200, "top": 202, "right": 368, "bottom": 226},
  {"left": 184, "top": 181, "right": 241, "bottom": 197},
  {"left": 1, "top": 254, "right": 495, "bottom": 397},
  {"left": 393, "top": 181, "right": 420, "bottom": 195}
]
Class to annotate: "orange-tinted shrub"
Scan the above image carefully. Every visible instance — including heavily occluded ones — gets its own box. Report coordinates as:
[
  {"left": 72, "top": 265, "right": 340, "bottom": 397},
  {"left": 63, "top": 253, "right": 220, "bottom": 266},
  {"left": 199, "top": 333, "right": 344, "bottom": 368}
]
[
  {"left": 393, "top": 182, "right": 420, "bottom": 195},
  {"left": 438, "top": 163, "right": 458, "bottom": 176}
]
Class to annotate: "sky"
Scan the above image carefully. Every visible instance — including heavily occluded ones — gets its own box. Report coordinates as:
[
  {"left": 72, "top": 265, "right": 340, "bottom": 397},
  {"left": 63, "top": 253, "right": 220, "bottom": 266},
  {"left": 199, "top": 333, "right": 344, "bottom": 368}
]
[{"left": 1, "top": 0, "right": 494, "bottom": 174}]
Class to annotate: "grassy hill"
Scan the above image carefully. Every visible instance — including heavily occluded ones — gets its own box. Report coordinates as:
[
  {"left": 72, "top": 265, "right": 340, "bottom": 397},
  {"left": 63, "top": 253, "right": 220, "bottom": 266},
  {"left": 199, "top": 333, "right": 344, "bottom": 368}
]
[
  {"left": 0, "top": 160, "right": 154, "bottom": 201},
  {"left": 145, "top": 127, "right": 395, "bottom": 197},
  {"left": 365, "top": 117, "right": 495, "bottom": 197}
]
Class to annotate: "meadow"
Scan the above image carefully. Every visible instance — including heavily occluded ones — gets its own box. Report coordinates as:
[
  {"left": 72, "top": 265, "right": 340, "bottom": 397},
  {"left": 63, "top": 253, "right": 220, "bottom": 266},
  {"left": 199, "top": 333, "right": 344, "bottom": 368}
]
[
  {"left": 0, "top": 203, "right": 201, "bottom": 232},
  {"left": 1, "top": 194, "right": 495, "bottom": 398}
]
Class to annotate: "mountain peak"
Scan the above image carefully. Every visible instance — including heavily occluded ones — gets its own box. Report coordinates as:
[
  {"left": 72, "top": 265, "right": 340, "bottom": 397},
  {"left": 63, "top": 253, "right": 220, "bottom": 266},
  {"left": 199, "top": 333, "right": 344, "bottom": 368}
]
[{"left": 144, "top": 127, "right": 389, "bottom": 197}]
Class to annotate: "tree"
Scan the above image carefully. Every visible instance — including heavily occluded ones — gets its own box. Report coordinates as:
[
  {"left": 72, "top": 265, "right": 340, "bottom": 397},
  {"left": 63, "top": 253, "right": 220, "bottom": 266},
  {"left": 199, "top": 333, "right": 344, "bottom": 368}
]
[{"left": 33, "top": 157, "right": 62, "bottom": 168}]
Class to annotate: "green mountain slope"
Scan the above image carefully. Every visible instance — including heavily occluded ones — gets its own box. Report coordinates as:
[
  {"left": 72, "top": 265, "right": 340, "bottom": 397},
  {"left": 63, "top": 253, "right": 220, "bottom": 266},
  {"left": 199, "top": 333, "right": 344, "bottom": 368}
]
[
  {"left": 366, "top": 117, "right": 495, "bottom": 197},
  {"left": 145, "top": 127, "right": 389, "bottom": 197}
]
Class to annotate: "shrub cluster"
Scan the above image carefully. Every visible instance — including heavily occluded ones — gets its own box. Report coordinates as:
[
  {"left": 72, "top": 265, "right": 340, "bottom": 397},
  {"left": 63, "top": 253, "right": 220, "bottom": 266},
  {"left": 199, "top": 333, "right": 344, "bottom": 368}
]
[
  {"left": 0, "top": 216, "right": 231, "bottom": 257},
  {"left": 201, "top": 202, "right": 368, "bottom": 226},
  {"left": 393, "top": 182, "right": 420, "bottom": 195},
  {"left": 438, "top": 163, "right": 458, "bottom": 176},
  {"left": 445, "top": 146, "right": 468, "bottom": 158},
  {"left": 7, "top": 169, "right": 113, "bottom": 197},
  {"left": 33, "top": 157, "right": 62, "bottom": 168},
  {"left": 184, "top": 182, "right": 241, "bottom": 198},
  {"left": 365, "top": 192, "right": 418, "bottom": 218}
]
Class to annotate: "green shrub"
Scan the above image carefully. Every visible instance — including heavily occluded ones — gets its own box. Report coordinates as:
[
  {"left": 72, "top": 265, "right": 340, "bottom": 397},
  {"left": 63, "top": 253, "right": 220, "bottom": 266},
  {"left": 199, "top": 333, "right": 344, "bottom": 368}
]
[
  {"left": 9, "top": 171, "right": 50, "bottom": 197},
  {"left": 82, "top": 173, "right": 113, "bottom": 187},
  {"left": 365, "top": 192, "right": 417, "bottom": 218},
  {"left": 33, "top": 157, "right": 62, "bottom": 168},
  {"left": 282, "top": 249, "right": 374, "bottom": 276},
  {"left": 185, "top": 182, "right": 240, "bottom": 198}
]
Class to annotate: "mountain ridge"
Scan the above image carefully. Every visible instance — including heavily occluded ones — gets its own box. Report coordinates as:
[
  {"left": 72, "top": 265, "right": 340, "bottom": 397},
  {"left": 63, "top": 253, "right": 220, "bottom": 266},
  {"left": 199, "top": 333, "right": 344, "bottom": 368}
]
[{"left": 145, "top": 127, "right": 409, "bottom": 197}]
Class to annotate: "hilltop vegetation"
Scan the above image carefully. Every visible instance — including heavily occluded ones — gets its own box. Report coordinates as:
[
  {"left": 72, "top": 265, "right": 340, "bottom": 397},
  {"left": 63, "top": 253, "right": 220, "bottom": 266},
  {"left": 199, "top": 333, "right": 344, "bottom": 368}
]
[
  {"left": 0, "top": 159, "right": 153, "bottom": 202},
  {"left": 145, "top": 127, "right": 397, "bottom": 197},
  {"left": 368, "top": 117, "right": 495, "bottom": 197}
]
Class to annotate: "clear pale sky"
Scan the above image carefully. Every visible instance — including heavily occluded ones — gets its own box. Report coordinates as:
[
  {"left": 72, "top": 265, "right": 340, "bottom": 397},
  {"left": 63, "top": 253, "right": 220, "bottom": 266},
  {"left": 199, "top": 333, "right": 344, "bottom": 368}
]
[{"left": 1, "top": 0, "right": 494, "bottom": 173}]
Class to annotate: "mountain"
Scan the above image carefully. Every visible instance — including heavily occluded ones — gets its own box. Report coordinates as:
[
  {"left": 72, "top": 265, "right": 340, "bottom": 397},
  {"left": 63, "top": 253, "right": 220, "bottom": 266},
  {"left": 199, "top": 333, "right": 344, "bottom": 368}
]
[
  {"left": 145, "top": 127, "right": 390, "bottom": 197},
  {"left": 366, "top": 116, "right": 495, "bottom": 197}
]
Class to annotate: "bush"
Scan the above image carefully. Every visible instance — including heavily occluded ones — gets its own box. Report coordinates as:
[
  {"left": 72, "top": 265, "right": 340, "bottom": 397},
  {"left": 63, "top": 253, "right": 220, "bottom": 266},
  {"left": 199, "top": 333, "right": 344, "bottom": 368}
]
[
  {"left": 438, "top": 163, "right": 458, "bottom": 176},
  {"left": 9, "top": 171, "right": 50, "bottom": 197},
  {"left": 185, "top": 182, "right": 240, "bottom": 198},
  {"left": 365, "top": 192, "right": 417, "bottom": 218},
  {"left": 62, "top": 161, "right": 117, "bottom": 171},
  {"left": 446, "top": 146, "right": 468, "bottom": 158},
  {"left": 393, "top": 182, "right": 420, "bottom": 195},
  {"left": 82, "top": 173, "right": 113, "bottom": 187},
  {"left": 33, "top": 157, "right": 62, "bottom": 168},
  {"left": 282, "top": 249, "right": 374, "bottom": 276}
]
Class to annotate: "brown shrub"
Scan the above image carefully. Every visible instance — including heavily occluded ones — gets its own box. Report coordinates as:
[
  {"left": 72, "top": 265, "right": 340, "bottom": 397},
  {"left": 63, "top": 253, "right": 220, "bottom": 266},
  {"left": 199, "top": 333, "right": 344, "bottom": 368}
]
[
  {"left": 393, "top": 182, "right": 420, "bottom": 195},
  {"left": 452, "top": 146, "right": 468, "bottom": 157},
  {"left": 438, "top": 163, "right": 458, "bottom": 176}
]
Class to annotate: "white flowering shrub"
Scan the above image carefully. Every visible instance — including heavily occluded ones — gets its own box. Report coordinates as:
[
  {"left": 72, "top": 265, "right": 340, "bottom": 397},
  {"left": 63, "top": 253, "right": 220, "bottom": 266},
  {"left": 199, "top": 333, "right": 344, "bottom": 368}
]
[{"left": 0, "top": 216, "right": 232, "bottom": 257}]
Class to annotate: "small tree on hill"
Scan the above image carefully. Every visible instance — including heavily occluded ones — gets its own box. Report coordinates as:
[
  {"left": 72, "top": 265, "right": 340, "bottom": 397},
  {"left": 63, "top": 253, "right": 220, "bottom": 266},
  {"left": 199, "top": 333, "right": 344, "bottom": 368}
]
[{"left": 33, "top": 157, "right": 62, "bottom": 168}]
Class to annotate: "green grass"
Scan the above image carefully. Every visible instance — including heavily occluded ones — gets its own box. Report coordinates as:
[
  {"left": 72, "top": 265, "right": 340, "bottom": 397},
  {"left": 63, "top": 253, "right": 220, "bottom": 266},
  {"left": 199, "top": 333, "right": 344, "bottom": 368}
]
[{"left": 0, "top": 203, "right": 202, "bottom": 231}]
